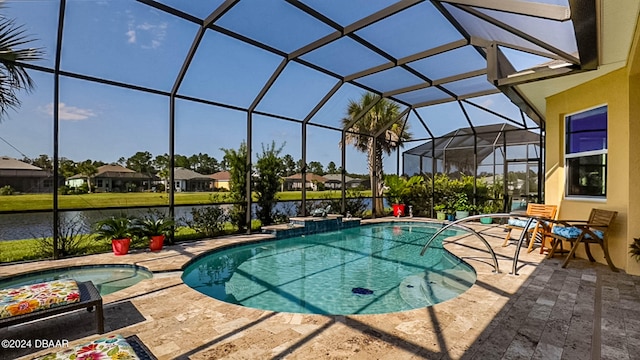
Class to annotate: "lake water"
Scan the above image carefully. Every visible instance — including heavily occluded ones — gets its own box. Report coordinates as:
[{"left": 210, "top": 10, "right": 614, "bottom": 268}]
[{"left": 0, "top": 199, "right": 375, "bottom": 241}]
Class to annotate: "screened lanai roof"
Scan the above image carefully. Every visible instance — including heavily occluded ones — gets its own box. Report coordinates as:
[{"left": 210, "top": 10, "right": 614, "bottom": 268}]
[
  {"left": 11, "top": 0, "right": 601, "bottom": 140},
  {"left": 132, "top": 0, "right": 590, "bottom": 131},
  {"left": 404, "top": 123, "right": 540, "bottom": 162}
]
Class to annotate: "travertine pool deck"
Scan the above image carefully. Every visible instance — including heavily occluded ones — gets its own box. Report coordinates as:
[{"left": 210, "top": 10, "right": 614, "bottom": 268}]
[{"left": 1, "top": 218, "right": 639, "bottom": 359}]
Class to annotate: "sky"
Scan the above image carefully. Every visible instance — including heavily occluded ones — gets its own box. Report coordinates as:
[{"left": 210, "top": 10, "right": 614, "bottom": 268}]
[{"left": 0, "top": 0, "right": 566, "bottom": 175}]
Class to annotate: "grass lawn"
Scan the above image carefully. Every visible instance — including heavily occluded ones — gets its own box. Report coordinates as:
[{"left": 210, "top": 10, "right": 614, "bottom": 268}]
[
  {"left": 0, "top": 222, "right": 263, "bottom": 264},
  {"left": 0, "top": 190, "right": 372, "bottom": 212}
]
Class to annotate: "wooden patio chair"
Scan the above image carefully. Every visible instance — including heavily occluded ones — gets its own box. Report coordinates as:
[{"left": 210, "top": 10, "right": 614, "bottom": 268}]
[
  {"left": 502, "top": 203, "right": 558, "bottom": 253},
  {"left": 546, "top": 208, "right": 618, "bottom": 272}
]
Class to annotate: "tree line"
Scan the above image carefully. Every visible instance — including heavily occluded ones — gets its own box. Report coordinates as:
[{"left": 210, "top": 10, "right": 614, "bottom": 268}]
[{"left": 20, "top": 152, "right": 351, "bottom": 179}]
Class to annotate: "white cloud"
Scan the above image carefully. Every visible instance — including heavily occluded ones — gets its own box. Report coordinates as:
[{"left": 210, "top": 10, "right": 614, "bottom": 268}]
[
  {"left": 126, "top": 17, "right": 168, "bottom": 49},
  {"left": 126, "top": 29, "right": 136, "bottom": 44},
  {"left": 137, "top": 22, "right": 154, "bottom": 31},
  {"left": 43, "top": 103, "right": 96, "bottom": 121},
  {"left": 477, "top": 99, "right": 494, "bottom": 109}
]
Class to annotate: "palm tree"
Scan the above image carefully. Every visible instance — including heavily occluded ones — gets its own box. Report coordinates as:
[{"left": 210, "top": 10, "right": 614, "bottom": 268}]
[
  {"left": 341, "top": 93, "right": 411, "bottom": 216},
  {"left": 0, "top": 6, "right": 43, "bottom": 121}
]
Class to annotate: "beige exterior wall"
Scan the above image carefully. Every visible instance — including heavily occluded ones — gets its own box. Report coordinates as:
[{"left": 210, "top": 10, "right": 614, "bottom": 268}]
[
  {"left": 213, "top": 180, "right": 230, "bottom": 190},
  {"left": 545, "top": 20, "right": 640, "bottom": 274},
  {"left": 628, "top": 18, "right": 640, "bottom": 275}
]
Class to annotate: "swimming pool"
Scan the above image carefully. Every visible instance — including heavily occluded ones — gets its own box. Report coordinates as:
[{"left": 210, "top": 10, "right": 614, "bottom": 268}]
[
  {"left": 182, "top": 222, "right": 476, "bottom": 315},
  {"left": 0, "top": 264, "right": 153, "bottom": 296}
]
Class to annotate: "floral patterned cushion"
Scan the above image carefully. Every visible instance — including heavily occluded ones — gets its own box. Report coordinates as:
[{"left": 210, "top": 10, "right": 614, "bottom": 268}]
[
  {"left": 551, "top": 226, "right": 604, "bottom": 240},
  {"left": 0, "top": 279, "right": 80, "bottom": 319},
  {"left": 35, "top": 334, "right": 140, "bottom": 360}
]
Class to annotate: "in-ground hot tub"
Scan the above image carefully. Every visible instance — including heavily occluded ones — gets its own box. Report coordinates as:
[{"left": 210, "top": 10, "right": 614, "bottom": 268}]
[{"left": 0, "top": 264, "right": 153, "bottom": 296}]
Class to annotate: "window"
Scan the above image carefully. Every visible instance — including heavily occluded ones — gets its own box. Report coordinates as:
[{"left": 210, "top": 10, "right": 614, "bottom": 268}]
[{"left": 565, "top": 105, "right": 607, "bottom": 197}]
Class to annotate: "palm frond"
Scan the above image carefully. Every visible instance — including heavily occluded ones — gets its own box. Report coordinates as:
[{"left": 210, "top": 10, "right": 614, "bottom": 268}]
[{"left": 0, "top": 13, "right": 44, "bottom": 121}]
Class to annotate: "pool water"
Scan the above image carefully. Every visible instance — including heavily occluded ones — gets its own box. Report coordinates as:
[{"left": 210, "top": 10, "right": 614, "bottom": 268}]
[
  {"left": 0, "top": 264, "right": 153, "bottom": 296},
  {"left": 182, "top": 222, "right": 476, "bottom": 315}
]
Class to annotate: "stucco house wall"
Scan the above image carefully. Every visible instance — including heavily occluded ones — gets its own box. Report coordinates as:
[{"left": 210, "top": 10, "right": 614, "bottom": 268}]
[{"left": 545, "top": 20, "right": 640, "bottom": 274}]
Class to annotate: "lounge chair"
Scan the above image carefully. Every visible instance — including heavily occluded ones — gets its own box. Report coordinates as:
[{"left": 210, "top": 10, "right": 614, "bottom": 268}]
[
  {"left": 546, "top": 208, "right": 618, "bottom": 271},
  {"left": 34, "top": 334, "right": 157, "bottom": 360},
  {"left": 0, "top": 280, "right": 104, "bottom": 334},
  {"left": 502, "top": 203, "right": 558, "bottom": 253}
]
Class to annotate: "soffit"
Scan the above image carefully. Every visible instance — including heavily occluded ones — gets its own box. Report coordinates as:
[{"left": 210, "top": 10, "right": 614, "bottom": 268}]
[{"left": 517, "top": 0, "right": 640, "bottom": 116}]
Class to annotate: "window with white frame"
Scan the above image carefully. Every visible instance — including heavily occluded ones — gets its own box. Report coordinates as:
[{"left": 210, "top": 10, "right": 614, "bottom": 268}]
[{"left": 565, "top": 105, "right": 607, "bottom": 197}]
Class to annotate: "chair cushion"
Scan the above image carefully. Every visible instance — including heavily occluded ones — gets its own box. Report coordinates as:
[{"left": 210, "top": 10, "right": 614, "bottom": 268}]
[
  {"left": 34, "top": 334, "right": 140, "bottom": 360},
  {"left": 0, "top": 279, "right": 80, "bottom": 319},
  {"left": 551, "top": 226, "right": 604, "bottom": 240},
  {"left": 507, "top": 218, "right": 537, "bottom": 229}
]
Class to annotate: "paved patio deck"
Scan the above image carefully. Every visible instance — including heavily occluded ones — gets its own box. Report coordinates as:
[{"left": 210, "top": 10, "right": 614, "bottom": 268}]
[{"left": 1, "top": 218, "right": 639, "bottom": 360}]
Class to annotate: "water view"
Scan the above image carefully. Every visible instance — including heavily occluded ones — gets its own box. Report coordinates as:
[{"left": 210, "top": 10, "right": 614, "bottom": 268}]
[{"left": 0, "top": 199, "right": 373, "bottom": 241}]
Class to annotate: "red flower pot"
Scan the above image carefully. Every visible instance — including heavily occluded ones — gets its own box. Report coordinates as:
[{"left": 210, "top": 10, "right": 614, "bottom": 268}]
[
  {"left": 111, "top": 238, "right": 131, "bottom": 256},
  {"left": 392, "top": 204, "right": 405, "bottom": 217},
  {"left": 149, "top": 235, "right": 165, "bottom": 252}
]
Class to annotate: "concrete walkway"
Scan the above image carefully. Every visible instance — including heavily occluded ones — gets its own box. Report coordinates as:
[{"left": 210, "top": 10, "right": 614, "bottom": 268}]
[{"left": 1, "top": 218, "right": 638, "bottom": 359}]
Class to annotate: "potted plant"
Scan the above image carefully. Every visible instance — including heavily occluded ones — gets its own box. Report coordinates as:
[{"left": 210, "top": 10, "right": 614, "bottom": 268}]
[
  {"left": 630, "top": 238, "right": 640, "bottom": 262},
  {"left": 453, "top": 193, "right": 474, "bottom": 220},
  {"left": 434, "top": 204, "right": 447, "bottom": 221},
  {"left": 94, "top": 215, "right": 136, "bottom": 256},
  {"left": 384, "top": 175, "right": 408, "bottom": 217},
  {"left": 479, "top": 200, "right": 501, "bottom": 224},
  {"left": 444, "top": 197, "right": 456, "bottom": 221},
  {"left": 384, "top": 175, "right": 424, "bottom": 217},
  {"left": 136, "top": 214, "right": 175, "bottom": 252},
  {"left": 480, "top": 203, "right": 495, "bottom": 224}
]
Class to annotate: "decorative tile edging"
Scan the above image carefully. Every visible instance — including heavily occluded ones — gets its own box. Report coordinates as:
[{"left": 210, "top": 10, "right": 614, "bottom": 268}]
[{"left": 262, "top": 215, "right": 361, "bottom": 239}]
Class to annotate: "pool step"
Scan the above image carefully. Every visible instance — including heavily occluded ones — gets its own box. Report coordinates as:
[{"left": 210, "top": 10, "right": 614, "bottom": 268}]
[
  {"left": 262, "top": 215, "right": 361, "bottom": 239},
  {"left": 399, "top": 269, "right": 476, "bottom": 308}
]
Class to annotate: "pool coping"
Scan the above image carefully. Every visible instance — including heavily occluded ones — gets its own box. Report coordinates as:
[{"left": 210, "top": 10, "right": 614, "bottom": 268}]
[
  {"left": 181, "top": 220, "right": 477, "bottom": 315},
  {"left": 0, "top": 263, "right": 153, "bottom": 282},
  {"left": 2, "top": 217, "right": 565, "bottom": 359}
]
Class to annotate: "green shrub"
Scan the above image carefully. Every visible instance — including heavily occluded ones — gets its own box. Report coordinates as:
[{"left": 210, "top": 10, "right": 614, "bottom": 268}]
[
  {"left": 429, "top": 173, "right": 496, "bottom": 214},
  {"left": 36, "top": 216, "right": 90, "bottom": 258},
  {"left": 0, "top": 185, "right": 15, "bottom": 195},
  {"left": 222, "top": 142, "right": 249, "bottom": 231},
  {"left": 72, "top": 183, "right": 89, "bottom": 194},
  {"left": 452, "top": 193, "right": 475, "bottom": 212},
  {"left": 254, "top": 141, "right": 285, "bottom": 226},
  {"left": 404, "top": 175, "right": 431, "bottom": 216},
  {"left": 185, "top": 206, "right": 229, "bottom": 237},
  {"left": 300, "top": 190, "right": 368, "bottom": 218}
]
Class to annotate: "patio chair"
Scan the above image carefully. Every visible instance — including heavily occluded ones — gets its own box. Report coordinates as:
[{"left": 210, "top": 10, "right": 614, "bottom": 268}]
[
  {"left": 502, "top": 203, "right": 558, "bottom": 253},
  {"left": 546, "top": 208, "right": 618, "bottom": 272}
]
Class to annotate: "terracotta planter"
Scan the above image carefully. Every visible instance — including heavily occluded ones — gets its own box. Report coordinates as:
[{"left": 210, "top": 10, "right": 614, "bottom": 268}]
[
  {"left": 149, "top": 235, "right": 165, "bottom": 252},
  {"left": 111, "top": 238, "right": 131, "bottom": 256},
  {"left": 392, "top": 204, "right": 405, "bottom": 217}
]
